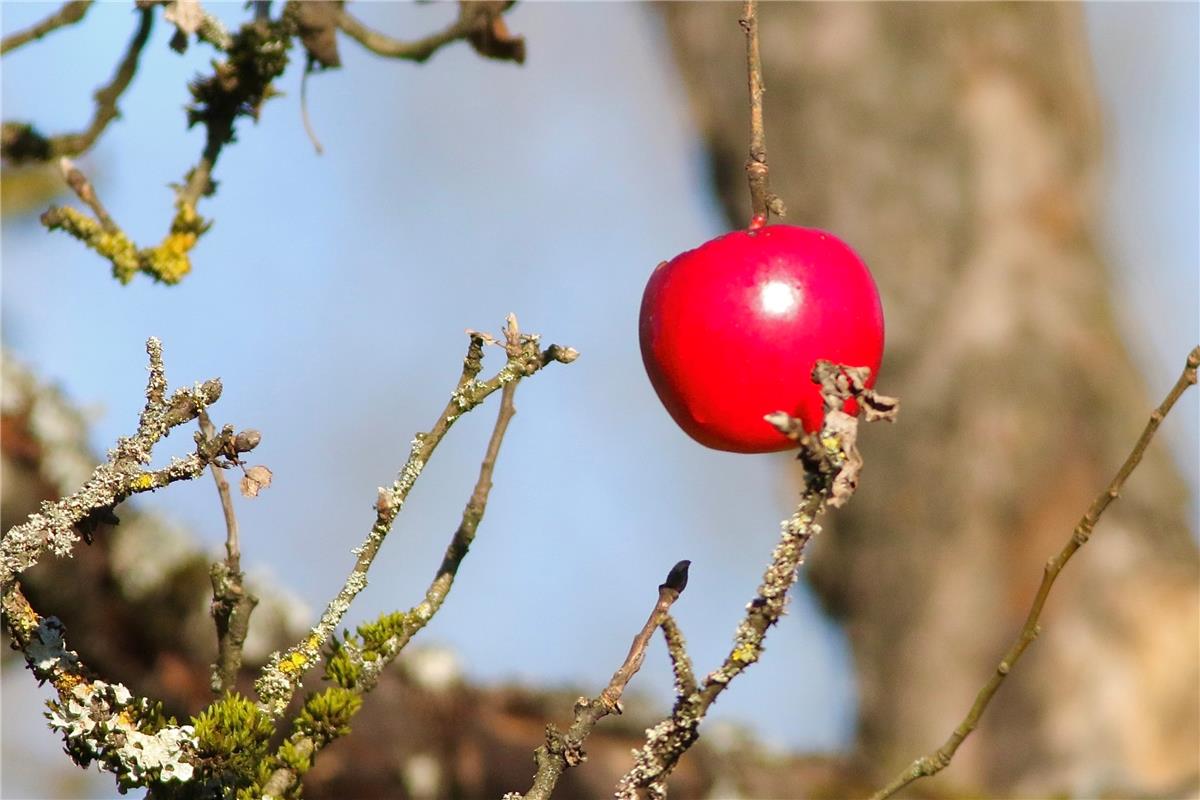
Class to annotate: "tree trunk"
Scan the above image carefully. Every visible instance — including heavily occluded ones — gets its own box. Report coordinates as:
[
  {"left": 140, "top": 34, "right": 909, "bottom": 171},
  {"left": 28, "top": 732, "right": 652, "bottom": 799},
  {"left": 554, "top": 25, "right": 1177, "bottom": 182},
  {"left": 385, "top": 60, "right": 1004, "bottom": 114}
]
[{"left": 663, "top": 3, "right": 1198, "bottom": 797}]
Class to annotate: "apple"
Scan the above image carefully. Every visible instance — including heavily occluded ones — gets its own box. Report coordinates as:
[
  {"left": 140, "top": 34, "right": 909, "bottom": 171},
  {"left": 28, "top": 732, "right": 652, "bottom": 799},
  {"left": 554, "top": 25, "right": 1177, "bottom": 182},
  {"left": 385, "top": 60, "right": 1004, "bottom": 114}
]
[{"left": 639, "top": 224, "right": 884, "bottom": 453}]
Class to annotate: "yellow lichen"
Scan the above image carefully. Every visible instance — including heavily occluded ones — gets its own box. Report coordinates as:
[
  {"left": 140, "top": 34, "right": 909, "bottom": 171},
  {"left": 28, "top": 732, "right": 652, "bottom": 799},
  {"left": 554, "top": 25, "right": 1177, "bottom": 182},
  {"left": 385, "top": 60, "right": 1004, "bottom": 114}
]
[
  {"left": 146, "top": 232, "right": 195, "bottom": 284},
  {"left": 731, "top": 642, "right": 757, "bottom": 664},
  {"left": 278, "top": 651, "right": 308, "bottom": 674},
  {"left": 130, "top": 473, "right": 157, "bottom": 491}
]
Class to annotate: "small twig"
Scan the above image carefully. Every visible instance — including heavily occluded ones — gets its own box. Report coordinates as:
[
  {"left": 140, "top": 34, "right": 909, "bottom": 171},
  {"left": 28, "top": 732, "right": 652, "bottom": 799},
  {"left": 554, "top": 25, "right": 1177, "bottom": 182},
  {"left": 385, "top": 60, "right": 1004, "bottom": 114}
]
[
  {"left": 601, "top": 559, "right": 692, "bottom": 713},
  {"left": 254, "top": 316, "right": 576, "bottom": 718},
  {"left": 261, "top": 360, "right": 533, "bottom": 797},
  {"left": 739, "top": 0, "right": 785, "bottom": 229},
  {"left": 0, "top": 0, "right": 92, "bottom": 56},
  {"left": 199, "top": 410, "right": 242, "bottom": 571},
  {"left": 58, "top": 157, "right": 115, "bottom": 231},
  {"left": 868, "top": 344, "right": 1200, "bottom": 800},
  {"left": 299, "top": 63, "right": 324, "bottom": 155},
  {"left": 337, "top": 1, "right": 524, "bottom": 64},
  {"left": 2, "top": 7, "right": 152, "bottom": 163},
  {"left": 199, "top": 409, "right": 260, "bottom": 696},
  {"left": 509, "top": 561, "right": 693, "bottom": 800}
]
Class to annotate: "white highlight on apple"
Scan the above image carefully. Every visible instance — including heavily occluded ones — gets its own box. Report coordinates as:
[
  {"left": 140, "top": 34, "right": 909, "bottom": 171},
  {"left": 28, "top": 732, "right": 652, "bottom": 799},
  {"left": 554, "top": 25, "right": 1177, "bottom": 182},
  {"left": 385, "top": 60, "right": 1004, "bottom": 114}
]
[{"left": 759, "top": 279, "right": 799, "bottom": 316}]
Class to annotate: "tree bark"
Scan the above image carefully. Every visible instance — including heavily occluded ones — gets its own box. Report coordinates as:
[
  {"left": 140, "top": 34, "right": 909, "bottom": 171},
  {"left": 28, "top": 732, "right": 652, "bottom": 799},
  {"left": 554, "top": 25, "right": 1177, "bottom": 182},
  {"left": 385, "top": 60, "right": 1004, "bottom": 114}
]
[{"left": 663, "top": 3, "right": 1198, "bottom": 797}]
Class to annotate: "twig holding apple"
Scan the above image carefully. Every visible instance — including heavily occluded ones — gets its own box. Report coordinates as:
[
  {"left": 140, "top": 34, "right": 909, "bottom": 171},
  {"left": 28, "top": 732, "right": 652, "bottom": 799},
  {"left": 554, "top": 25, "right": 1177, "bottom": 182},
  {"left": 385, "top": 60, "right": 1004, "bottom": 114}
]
[{"left": 740, "top": 0, "right": 786, "bottom": 228}]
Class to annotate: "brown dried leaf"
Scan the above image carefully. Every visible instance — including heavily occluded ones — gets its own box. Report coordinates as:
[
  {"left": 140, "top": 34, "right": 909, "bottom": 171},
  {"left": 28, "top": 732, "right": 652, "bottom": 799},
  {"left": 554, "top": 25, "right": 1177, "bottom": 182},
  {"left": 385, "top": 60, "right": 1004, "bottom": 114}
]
[{"left": 240, "top": 465, "right": 273, "bottom": 498}]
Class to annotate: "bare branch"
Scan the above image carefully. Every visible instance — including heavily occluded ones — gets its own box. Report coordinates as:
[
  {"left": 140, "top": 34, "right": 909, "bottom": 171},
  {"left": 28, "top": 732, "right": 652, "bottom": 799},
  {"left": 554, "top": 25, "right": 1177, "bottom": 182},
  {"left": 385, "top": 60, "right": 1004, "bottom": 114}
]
[
  {"left": 254, "top": 318, "right": 577, "bottom": 718},
  {"left": 337, "top": 1, "right": 525, "bottom": 64},
  {"left": 509, "top": 561, "right": 693, "bottom": 800},
  {"left": 0, "top": 0, "right": 92, "bottom": 56},
  {"left": 868, "top": 344, "right": 1200, "bottom": 800},
  {"left": 2, "top": 7, "right": 151, "bottom": 163},
  {"left": 199, "top": 409, "right": 261, "bottom": 696}
]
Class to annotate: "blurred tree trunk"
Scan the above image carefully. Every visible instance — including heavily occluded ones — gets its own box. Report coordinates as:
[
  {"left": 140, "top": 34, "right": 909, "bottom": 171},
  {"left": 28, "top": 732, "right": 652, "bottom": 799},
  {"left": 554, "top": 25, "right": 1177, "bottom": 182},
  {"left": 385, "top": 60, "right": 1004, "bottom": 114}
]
[{"left": 664, "top": 3, "right": 1198, "bottom": 797}]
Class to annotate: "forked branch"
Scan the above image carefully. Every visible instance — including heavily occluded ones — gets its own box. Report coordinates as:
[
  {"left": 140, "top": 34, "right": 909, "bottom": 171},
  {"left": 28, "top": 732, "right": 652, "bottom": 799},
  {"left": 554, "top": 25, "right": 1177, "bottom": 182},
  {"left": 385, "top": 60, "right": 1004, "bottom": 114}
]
[
  {"left": 254, "top": 316, "right": 577, "bottom": 718},
  {"left": 507, "top": 561, "right": 693, "bottom": 800}
]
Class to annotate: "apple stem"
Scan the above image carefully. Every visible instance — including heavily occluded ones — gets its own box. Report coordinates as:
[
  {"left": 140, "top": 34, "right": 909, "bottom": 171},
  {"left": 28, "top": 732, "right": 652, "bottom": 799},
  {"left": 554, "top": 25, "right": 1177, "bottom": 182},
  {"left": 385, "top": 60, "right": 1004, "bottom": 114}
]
[{"left": 740, "top": 0, "right": 786, "bottom": 230}]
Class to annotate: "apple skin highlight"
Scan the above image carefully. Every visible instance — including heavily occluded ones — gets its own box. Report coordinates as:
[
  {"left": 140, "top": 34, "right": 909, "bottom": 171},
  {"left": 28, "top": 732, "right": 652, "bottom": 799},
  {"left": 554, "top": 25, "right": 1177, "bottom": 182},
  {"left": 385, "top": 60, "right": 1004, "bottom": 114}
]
[{"left": 639, "top": 225, "right": 885, "bottom": 453}]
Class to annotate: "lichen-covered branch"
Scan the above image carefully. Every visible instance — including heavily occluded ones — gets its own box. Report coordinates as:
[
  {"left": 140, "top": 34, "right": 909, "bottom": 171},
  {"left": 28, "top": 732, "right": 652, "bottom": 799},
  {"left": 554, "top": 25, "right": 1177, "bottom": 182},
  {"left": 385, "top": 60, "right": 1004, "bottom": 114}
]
[
  {"left": 868, "top": 344, "right": 1200, "bottom": 800},
  {"left": 0, "top": 338, "right": 232, "bottom": 587},
  {"left": 38, "top": 12, "right": 292, "bottom": 284},
  {"left": 660, "top": 614, "right": 696, "bottom": 699},
  {"left": 2, "top": 582, "right": 200, "bottom": 791},
  {"left": 254, "top": 316, "right": 577, "bottom": 719},
  {"left": 507, "top": 560, "right": 693, "bottom": 800},
  {"left": 614, "top": 363, "right": 898, "bottom": 799},
  {"left": 0, "top": 0, "right": 92, "bottom": 55},
  {"left": 1, "top": 6, "right": 151, "bottom": 162},
  {"left": 338, "top": 0, "right": 526, "bottom": 65}
]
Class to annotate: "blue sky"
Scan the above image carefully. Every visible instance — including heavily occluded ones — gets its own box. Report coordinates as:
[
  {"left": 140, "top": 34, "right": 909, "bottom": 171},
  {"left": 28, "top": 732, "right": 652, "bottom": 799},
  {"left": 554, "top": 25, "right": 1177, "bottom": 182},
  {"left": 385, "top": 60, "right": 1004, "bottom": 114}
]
[{"left": 2, "top": 3, "right": 1196, "bottom": 797}]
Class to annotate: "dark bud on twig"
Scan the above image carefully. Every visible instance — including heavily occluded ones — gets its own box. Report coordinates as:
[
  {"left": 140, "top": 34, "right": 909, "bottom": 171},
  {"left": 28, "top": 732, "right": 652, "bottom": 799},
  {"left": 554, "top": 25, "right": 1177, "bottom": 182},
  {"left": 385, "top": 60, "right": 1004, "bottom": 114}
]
[
  {"left": 661, "top": 560, "right": 691, "bottom": 594},
  {"left": 234, "top": 429, "right": 262, "bottom": 453}
]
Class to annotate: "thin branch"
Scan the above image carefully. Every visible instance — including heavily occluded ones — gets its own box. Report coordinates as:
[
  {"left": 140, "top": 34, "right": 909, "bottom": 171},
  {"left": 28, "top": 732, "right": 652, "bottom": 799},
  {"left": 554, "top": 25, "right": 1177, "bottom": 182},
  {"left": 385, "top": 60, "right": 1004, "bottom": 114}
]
[
  {"left": 337, "top": 4, "right": 478, "bottom": 62},
  {"left": 199, "top": 409, "right": 261, "bottom": 696},
  {"left": 739, "top": 0, "right": 785, "bottom": 229},
  {"left": 58, "top": 157, "right": 116, "bottom": 230},
  {"left": 508, "top": 561, "right": 693, "bottom": 800},
  {"left": 261, "top": 350, "right": 536, "bottom": 797},
  {"left": 337, "top": 1, "right": 524, "bottom": 64},
  {"left": 2, "top": 7, "right": 152, "bottom": 163},
  {"left": 300, "top": 64, "right": 325, "bottom": 155},
  {"left": 614, "top": 363, "right": 898, "bottom": 798},
  {"left": 0, "top": 0, "right": 92, "bottom": 56},
  {"left": 868, "top": 344, "right": 1200, "bottom": 800},
  {"left": 254, "top": 316, "right": 577, "bottom": 718}
]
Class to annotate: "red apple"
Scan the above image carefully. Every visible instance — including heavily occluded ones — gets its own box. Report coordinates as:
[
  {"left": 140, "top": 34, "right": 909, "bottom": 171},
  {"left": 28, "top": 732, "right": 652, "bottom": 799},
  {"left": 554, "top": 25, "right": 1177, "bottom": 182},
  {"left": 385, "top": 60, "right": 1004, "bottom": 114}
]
[{"left": 639, "top": 224, "right": 884, "bottom": 453}]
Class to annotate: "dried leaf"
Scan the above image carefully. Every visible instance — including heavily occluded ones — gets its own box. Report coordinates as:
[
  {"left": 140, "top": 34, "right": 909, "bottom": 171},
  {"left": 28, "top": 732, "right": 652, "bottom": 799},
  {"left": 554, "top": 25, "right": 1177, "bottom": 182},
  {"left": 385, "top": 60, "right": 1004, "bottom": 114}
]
[{"left": 240, "top": 465, "right": 273, "bottom": 498}]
